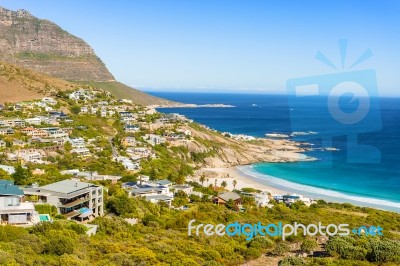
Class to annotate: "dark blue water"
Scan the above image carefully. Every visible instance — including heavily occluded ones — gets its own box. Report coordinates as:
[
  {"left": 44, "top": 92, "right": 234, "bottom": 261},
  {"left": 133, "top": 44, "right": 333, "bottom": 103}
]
[{"left": 150, "top": 92, "right": 400, "bottom": 209}]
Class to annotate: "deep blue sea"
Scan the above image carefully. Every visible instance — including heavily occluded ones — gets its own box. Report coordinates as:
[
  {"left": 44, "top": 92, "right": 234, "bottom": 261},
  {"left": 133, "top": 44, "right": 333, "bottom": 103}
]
[{"left": 149, "top": 92, "right": 400, "bottom": 211}]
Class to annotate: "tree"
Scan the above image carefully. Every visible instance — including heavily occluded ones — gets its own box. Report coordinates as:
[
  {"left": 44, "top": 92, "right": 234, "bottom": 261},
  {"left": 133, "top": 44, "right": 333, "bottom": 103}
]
[
  {"left": 232, "top": 180, "right": 237, "bottom": 190},
  {"left": 221, "top": 181, "right": 227, "bottom": 189},
  {"left": 70, "top": 105, "right": 81, "bottom": 114},
  {"left": 300, "top": 239, "right": 318, "bottom": 254},
  {"left": 272, "top": 242, "right": 290, "bottom": 256},
  {"left": 199, "top": 174, "right": 206, "bottom": 186},
  {"left": 225, "top": 199, "right": 235, "bottom": 210},
  {"left": 12, "top": 164, "right": 29, "bottom": 185},
  {"left": 64, "top": 142, "right": 72, "bottom": 152},
  {"left": 279, "top": 257, "right": 305, "bottom": 266}
]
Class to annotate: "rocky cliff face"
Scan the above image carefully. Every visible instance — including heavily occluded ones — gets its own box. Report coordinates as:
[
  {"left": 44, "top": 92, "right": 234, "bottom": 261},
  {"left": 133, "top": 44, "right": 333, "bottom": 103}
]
[{"left": 0, "top": 6, "right": 114, "bottom": 81}]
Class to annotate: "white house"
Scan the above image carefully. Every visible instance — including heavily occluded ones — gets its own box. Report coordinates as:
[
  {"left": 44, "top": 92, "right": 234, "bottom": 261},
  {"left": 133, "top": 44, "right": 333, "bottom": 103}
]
[
  {"left": 25, "top": 117, "right": 42, "bottom": 126},
  {"left": 23, "top": 179, "right": 104, "bottom": 221},
  {"left": 0, "top": 180, "right": 38, "bottom": 225},
  {"left": 41, "top": 97, "right": 57, "bottom": 106},
  {"left": 144, "top": 134, "right": 166, "bottom": 146},
  {"left": 71, "top": 148, "right": 91, "bottom": 157},
  {"left": 0, "top": 165, "right": 15, "bottom": 175}
]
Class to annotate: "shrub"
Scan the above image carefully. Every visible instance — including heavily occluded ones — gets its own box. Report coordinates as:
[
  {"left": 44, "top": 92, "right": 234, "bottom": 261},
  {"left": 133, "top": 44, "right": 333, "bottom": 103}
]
[
  {"left": 44, "top": 234, "right": 75, "bottom": 255},
  {"left": 368, "top": 239, "right": 400, "bottom": 263},
  {"left": 300, "top": 239, "right": 318, "bottom": 253},
  {"left": 272, "top": 242, "right": 290, "bottom": 256},
  {"left": 279, "top": 256, "right": 305, "bottom": 266}
]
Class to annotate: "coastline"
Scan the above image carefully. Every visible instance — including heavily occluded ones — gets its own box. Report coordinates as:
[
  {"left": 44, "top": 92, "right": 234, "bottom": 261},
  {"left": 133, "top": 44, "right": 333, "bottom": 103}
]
[
  {"left": 228, "top": 165, "right": 400, "bottom": 213},
  {"left": 195, "top": 165, "right": 400, "bottom": 213}
]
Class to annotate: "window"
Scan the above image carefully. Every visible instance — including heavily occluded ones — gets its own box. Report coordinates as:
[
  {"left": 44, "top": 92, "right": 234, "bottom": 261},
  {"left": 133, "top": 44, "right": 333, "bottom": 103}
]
[{"left": 4, "top": 197, "right": 20, "bottom": 207}]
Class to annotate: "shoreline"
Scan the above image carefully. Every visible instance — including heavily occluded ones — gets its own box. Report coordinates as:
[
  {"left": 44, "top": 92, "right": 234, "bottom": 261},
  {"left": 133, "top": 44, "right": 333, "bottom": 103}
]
[{"left": 195, "top": 165, "right": 400, "bottom": 213}]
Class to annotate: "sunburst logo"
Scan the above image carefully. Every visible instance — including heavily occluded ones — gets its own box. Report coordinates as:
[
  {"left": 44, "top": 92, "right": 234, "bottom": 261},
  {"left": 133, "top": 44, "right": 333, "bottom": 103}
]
[{"left": 286, "top": 39, "right": 382, "bottom": 164}]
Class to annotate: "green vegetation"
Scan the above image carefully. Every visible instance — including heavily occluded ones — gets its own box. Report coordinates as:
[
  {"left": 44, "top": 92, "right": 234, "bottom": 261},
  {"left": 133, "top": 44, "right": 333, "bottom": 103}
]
[
  {"left": 1, "top": 196, "right": 399, "bottom": 265},
  {"left": 77, "top": 81, "right": 172, "bottom": 106},
  {"left": 140, "top": 144, "right": 193, "bottom": 183}
]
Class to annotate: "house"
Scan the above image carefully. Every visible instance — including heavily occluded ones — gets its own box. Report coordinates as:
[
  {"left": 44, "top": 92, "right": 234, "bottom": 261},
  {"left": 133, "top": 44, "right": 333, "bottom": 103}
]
[
  {"left": 48, "top": 111, "right": 68, "bottom": 120},
  {"left": 41, "top": 97, "right": 57, "bottom": 106},
  {"left": 144, "top": 134, "right": 165, "bottom": 146},
  {"left": 0, "top": 180, "right": 38, "bottom": 225},
  {"left": 122, "top": 137, "right": 137, "bottom": 147},
  {"left": 23, "top": 179, "right": 104, "bottom": 221},
  {"left": 214, "top": 192, "right": 242, "bottom": 206},
  {"left": 123, "top": 181, "right": 172, "bottom": 196},
  {"left": 100, "top": 108, "right": 107, "bottom": 117},
  {"left": 114, "top": 156, "right": 139, "bottom": 171},
  {"left": 0, "top": 118, "right": 25, "bottom": 128},
  {"left": 25, "top": 117, "right": 42, "bottom": 125},
  {"left": 0, "top": 165, "right": 15, "bottom": 175},
  {"left": 124, "top": 124, "right": 139, "bottom": 133},
  {"left": 119, "top": 111, "right": 134, "bottom": 118},
  {"left": 71, "top": 148, "right": 91, "bottom": 157},
  {"left": 68, "top": 137, "right": 86, "bottom": 148},
  {"left": 69, "top": 89, "right": 93, "bottom": 101},
  {"left": 21, "top": 127, "right": 49, "bottom": 138},
  {"left": 18, "top": 149, "right": 44, "bottom": 163},
  {"left": 42, "top": 128, "right": 69, "bottom": 139},
  {"left": 145, "top": 195, "right": 173, "bottom": 206},
  {"left": 12, "top": 140, "right": 26, "bottom": 147},
  {"left": 171, "top": 185, "right": 193, "bottom": 195},
  {"left": 0, "top": 128, "right": 14, "bottom": 135},
  {"left": 80, "top": 106, "right": 89, "bottom": 114}
]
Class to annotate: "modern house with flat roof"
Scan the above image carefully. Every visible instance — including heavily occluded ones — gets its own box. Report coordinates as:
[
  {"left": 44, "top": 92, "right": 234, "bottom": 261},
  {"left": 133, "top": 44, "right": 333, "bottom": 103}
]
[
  {"left": 0, "top": 180, "right": 38, "bottom": 225},
  {"left": 24, "top": 179, "right": 103, "bottom": 221}
]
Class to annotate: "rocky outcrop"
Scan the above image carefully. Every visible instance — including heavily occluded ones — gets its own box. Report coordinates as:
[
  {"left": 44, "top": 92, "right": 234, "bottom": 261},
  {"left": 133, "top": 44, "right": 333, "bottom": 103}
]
[{"left": 0, "top": 6, "right": 114, "bottom": 81}]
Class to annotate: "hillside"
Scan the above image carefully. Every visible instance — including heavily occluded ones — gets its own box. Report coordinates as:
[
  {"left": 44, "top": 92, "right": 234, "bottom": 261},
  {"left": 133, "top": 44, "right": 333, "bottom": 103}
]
[
  {"left": 79, "top": 81, "right": 176, "bottom": 106},
  {"left": 0, "top": 6, "right": 175, "bottom": 106},
  {"left": 0, "top": 61, "right": 76, "bottom": 103}
]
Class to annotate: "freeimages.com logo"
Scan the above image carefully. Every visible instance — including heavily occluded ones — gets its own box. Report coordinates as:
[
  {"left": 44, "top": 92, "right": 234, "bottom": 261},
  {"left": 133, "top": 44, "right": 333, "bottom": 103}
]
[{"left": 286, "top": 39, "right": 382, "bottom": 165}]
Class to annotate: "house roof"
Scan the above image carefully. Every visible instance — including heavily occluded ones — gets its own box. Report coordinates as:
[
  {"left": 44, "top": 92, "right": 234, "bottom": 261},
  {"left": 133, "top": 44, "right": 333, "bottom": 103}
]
[
  {"left": 145, "top": 195, "right": 173, "bottom": 201},
  {"left": 157, "top": 179, "right": 172, "bottom": 186},
  {"left": 218, "top": 192, "right": 241, "bottom": 202},
  {"left": 39, "top": 180, "right": 97, "bottom": 194},
  {"left": 0, "top": 180, "right": 24, "bottom": 196}
]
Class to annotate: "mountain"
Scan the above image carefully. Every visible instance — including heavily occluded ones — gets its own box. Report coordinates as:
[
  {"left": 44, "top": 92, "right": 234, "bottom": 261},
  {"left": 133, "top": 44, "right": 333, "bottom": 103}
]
[
  {"left": 0, "top": 7, "right": 114, "bottom": 82},
  {"left": 0, "top": 6, "right": 174, "bottom": 106},
  {"left": 0, "top": 61, "right": 76, "bottom": 103}
]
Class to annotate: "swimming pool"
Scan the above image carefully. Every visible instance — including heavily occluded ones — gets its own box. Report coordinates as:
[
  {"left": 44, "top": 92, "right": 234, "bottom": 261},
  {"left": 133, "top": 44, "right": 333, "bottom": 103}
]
[{"left": 39, "top": 214, "right": 51, "bottom": 222}]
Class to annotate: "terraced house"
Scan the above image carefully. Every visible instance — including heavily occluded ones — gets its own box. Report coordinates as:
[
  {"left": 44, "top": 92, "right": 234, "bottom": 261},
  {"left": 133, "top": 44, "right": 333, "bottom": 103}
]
[{"left": 24, "top": 179, "right": 104, "bottom": 222}]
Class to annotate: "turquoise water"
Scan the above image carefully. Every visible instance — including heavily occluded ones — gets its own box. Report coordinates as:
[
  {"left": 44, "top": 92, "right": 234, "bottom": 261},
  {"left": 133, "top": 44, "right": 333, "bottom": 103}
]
[
  {"left": 150, "top": 92, "right": 400, "bottom": 211},
  {"left": 39, "top": 214, "right": 50, "bottom": 221}
]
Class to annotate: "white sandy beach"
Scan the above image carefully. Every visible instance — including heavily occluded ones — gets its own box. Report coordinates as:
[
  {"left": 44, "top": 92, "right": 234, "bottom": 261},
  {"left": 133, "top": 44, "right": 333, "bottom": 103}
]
[{"left": 192, "top": 166, "right": 287, "bottom": 194}]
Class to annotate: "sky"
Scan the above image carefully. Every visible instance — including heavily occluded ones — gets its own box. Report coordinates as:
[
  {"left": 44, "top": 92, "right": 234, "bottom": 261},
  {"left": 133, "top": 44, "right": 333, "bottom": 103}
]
[{"left": 0, "top": 0, "right": 400, "bottom": 95}]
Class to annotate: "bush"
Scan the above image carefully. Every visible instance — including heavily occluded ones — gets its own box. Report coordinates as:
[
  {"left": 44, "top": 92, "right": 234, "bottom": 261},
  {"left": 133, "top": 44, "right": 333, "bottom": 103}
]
[
  {"left": 272, "top": 242, "right": 290, "bottom": 256},
  {"left": 44, "top": 234, "right": 75, "bottom": 255},
  {"left": 300, "top": 239, "right": 318, "bottom": 253},
  {"left": 249, "top": 236, "right": 274, "bottom": 249},
  {"left": 279, "top": 256, "right": 305, "bottom": 266},
  {"left": 368, "top": 239, "right": 400, "bottom": 263},
  {"left": 244, "top": 247, "right": 261, "bottom": 260},
  {"left": 34, "top": 204, "right": 58, "bottom": 217}
]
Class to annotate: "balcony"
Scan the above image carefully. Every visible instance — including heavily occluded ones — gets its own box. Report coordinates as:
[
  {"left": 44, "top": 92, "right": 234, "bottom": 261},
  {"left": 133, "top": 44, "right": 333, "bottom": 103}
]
[{"left": 61, "top": 197, "right": 90, "bottom": 208}]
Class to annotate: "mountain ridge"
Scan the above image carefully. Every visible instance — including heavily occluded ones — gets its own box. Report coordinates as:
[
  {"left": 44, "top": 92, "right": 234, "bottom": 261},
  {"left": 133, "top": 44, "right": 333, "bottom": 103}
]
[{"left": 0, "top": 6, "right": 174, "bottom": 106}]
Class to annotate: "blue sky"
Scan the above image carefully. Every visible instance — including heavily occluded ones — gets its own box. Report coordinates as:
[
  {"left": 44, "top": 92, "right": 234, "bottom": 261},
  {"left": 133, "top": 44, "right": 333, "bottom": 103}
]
[{"left": 1, "top": 0, "right": 399, "bottom": 95}]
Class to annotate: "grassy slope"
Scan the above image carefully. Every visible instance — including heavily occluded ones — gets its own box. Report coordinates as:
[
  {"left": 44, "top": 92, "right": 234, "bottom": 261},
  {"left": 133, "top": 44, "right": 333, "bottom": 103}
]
[
  {"left": 78, "top": 81, "right": 176, "bottom": 106},
  {"left": 0, "top": 61, "right": 77, "bottom": 103}
]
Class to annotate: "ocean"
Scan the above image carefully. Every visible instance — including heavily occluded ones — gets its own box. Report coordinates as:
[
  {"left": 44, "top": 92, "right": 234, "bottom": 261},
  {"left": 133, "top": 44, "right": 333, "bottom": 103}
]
[{"left": 149, "top": 92, "right": 400, "bottom": 212}]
